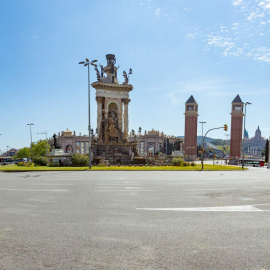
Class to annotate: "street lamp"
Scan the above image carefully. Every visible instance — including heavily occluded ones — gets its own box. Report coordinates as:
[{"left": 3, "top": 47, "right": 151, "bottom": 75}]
[
  {"left": 242, "top": 102, "right": 251, "bottom": 170},
  {"left": 199, "top": 121, "right": 206, "bottom": 148},
  {"left": 6, "top": 146, "right": 10, "bottom": 156},
  {"left": 79, "top": 58, "right": 98, "bottom": 169},
  {"left": 27, "top": 123, "right": 34, "bottom": 161},
  {"left": 37, "top": 131, "right": 48, "bottom": 155}
]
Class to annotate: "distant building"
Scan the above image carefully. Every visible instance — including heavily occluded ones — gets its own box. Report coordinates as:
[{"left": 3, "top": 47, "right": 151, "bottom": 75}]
[
  {"left": 6, "top": 148, "right": 18, "bottom": 157},
  {"left": 48, "top": 129, "right": 90, "bottom": 155},
  {"left": 129, "top": 129, "right": 183, "bottom": 156},
  {"left": 244, "top": 129, "right": 249, "bottom": 139},
  {"left": 49, "top": 128, "right": 183, "bottom": 157},
  {"left": 244, "top": 126, "right": 266, "bottom": 157}
]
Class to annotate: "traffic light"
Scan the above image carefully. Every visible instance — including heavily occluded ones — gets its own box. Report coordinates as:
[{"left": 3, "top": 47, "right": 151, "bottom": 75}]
[{"left": 224, "top": 124, "right": 228, "bottom": 131}]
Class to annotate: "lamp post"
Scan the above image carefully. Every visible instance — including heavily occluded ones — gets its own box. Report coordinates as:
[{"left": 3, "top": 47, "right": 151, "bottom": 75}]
[
  {"left": 6, "top": 146, "right": 10, "bottom": 156},
  {"left": 199, "top": 121, "right": 206, "bottom": 148},
  {"left": 79, "top": 58, "right": 98, "bottom": 169},
  {"left": 37, "top": 131, "right": 48, "bottom": 155},
  {"left": 27, "top": 123, "right": 34, "bottom": 161},
  {"left": 242, "top": 102, "right": 251, "bottom": 170},
  {"left": 224, "top": 133, "right": 230, "bottom": 162}
]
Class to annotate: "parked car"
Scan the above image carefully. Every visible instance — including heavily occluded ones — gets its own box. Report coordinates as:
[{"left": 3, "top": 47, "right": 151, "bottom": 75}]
[{"left": 15, "top": 158, "right": 27, "bottom": 164}]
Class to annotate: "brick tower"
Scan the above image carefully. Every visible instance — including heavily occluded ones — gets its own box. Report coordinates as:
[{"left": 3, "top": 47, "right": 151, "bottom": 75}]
[
  {"left": 184, "top": 95, "right": 198, "bottom": 161},
  {"left": 230, "top": 95, "right": 244, "bottom": 158}
]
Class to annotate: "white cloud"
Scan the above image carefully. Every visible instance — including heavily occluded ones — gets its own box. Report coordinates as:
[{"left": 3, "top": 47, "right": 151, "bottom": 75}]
[
  {"left": 187, "top": 1, "right": 270, "bottom": 64},
  {"left": 154, "top": 7, "right": 161, "bottom": 18},
  {"left": 233, "top": 0, "right": 243, "bottom": 6},
  {"left": 252, "top": 47, "right": 270, "bottom": 63}
]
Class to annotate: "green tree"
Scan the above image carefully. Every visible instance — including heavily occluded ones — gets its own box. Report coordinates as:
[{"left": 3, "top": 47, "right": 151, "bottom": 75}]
[
  {"left": 14, "top": 147, "right": 31, "bottom": 159},
  {"left": 32, "top": 140, "right": 51, "bottom": 157}
]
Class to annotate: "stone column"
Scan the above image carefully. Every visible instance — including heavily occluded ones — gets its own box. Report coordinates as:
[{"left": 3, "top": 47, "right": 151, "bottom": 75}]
[
  {"left": 96, "top": 97, "right": 103, "bottom": 141},
  {"left": 123, "top": 99, "right": 130, "bottom": 142},
  {"left": 117, "top": 108, "right": 123, "bottom": 133}
]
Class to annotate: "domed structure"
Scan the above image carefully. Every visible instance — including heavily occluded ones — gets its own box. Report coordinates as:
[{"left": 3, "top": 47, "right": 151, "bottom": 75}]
[{"left": 255, "top": 126, "right": 261, "bottom": 138}]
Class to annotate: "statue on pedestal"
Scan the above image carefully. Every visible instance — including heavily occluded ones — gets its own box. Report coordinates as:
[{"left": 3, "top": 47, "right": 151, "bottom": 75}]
[{"left": 53, "top": 134, "right": 61, "bottom": 149}]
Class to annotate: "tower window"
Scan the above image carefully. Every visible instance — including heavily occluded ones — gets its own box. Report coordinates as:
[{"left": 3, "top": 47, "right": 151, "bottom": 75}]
[{"left": 233, "top": 105, "right": 241, "bottom": 111}]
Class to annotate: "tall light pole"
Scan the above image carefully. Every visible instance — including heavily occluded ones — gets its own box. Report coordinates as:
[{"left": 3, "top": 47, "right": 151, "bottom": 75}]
[
  {"left": 199, "top": 121, "right": 206, "bottom": 149},
  {"left": 79, "top": 58, "right": 98, "bottom": 169},
  {"left": 6, "top": 146, "right": 10, "bottom": 156},
  {"left": 37, "top": 131, "right": 48, "bottom": 155},
  {"left": 242, "top": 102, "right": 251, "bottom": 170},
  {"left": 27, "top": 123, "right": 34, "bottom": 161},
  {"left": 225, "top": 133, "right": 230, "bottom": 157}
]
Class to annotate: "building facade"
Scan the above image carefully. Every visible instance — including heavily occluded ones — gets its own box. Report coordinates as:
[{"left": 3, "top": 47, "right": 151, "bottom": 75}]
[
  {"left": 129, "top": 129, "right": 183, "bottom": 156},
  {"left": 244, "top": 126, "right": 266, "bottom": 157},
  {"left": 48, "top": 129, "right": 91, "bottom": 155}
]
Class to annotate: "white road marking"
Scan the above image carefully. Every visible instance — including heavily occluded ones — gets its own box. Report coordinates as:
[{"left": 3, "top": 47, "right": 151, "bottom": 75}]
[
  {"left": 97, "top": 183, "right": 141, "bottom": 186},
  {"left": 32, "top": 184, "right": 74, "bottom": 186},
  {"left": 95, "top": 190, "right": 153, "bottom": 192},
  {"left": 123, "top": 182, "right": 139, "bottom": 184},
  {"left": 97, "top": 186, "right": 144, "bottom": 190},
  {"left": 185, "top": 188, "right": 235, "bottom": 191},
  {"left": 169, "top": 183, "right": 207, "bottom": 185},
  {"left": 252, "top": 187, "right": 269, "bottom": 189},
  {"left": 8, "top": 189, "right": 68, "bottom": 192},
  {"left": 16, "top": 203, "right": 38, "bottom": 208},
  {"left": 137, "top": 205, "right": 269, "bottom": 212},
  {"left": 125, "top": 187, "right": 144, "bottom": 190}
]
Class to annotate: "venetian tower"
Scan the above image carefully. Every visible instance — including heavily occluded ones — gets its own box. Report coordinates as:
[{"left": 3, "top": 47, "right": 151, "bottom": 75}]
[
  {"left": 229, "top": 95, "right": 244, "bottom": 158},
  {"left": 184, "top": 95, "right": 198, "bottom": 161},
  {"left": 91, "top": 54, "right": 137, "bottom": 163}
]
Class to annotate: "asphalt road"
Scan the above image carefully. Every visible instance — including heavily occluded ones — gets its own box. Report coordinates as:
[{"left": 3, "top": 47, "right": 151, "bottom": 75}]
[{"left": 1, "top": 168, "right": 270, "bottom": 270}]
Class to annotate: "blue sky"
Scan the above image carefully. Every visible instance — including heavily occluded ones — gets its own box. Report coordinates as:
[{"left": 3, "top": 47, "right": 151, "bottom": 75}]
[{"left": 0, "top": 0, "right": 270, "bottom": 153}]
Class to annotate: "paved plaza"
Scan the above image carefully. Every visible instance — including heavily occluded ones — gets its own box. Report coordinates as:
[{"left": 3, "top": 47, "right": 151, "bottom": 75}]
[{"left": 1, "top": 168, "right": 270, "bottom": 269}]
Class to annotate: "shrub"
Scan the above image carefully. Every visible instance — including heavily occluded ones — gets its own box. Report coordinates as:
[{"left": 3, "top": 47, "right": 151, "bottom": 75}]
[
  {"left": 48, "top": 163, "right": 60, "bottom": 167},
  {"left": 191, "top": 162, "right": 196, "bottom": 166},
  {"left": 18, "top": 162, "right": 26, "bottom": 167},
  {"left": 183, "top": 162, "right": 191, "bottom": 167},
  {"left": 97, "top": 163, "right": 107, "bottom": 167},
  {"left": 33, "top": 156, "right": 47, "bottom": 166},
  {"left": 72, "top": 153, "right": 89, "bottom": 166},
  {"left": 25, "top": 161, "right": 34, "bottom": 167},
  {"left": 172, "top": 158, "right": 185, "bottom": 166}
]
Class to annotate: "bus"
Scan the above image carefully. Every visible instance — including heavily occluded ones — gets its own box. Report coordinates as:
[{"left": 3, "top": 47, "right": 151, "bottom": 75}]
[
  {"left": 239, "top": 159, "right": 264, "bottom": 167},
  {"left": 0, "top": 157, "right": 13, "bottom": 165},
  {"left": 228, "top": 157, "right": 265, "bottom": 167}
]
